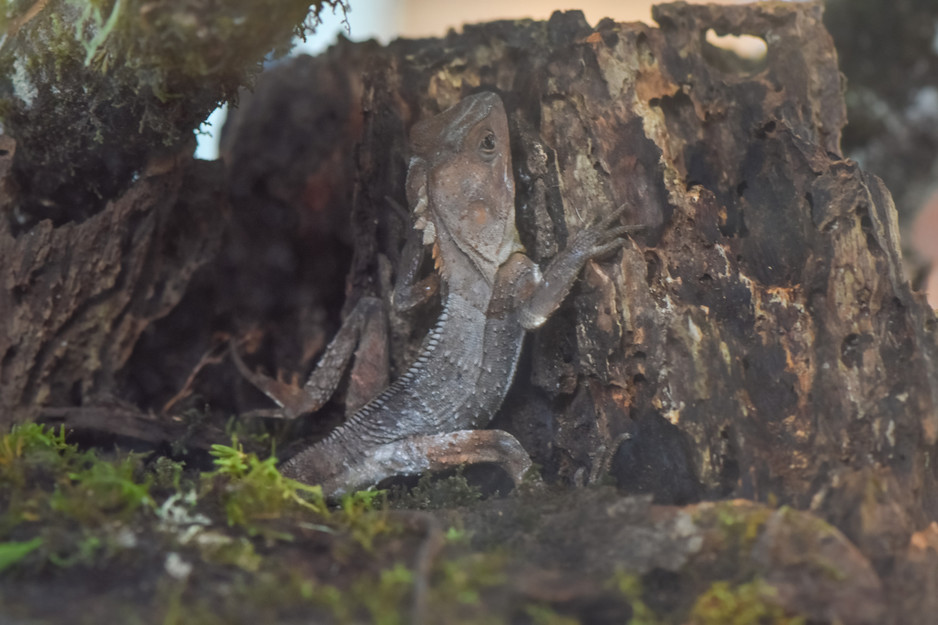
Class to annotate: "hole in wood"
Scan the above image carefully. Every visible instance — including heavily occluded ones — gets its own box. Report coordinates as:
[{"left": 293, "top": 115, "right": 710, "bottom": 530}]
[{"left": 702, "top": 29, "right": 768, "bottom": 75}]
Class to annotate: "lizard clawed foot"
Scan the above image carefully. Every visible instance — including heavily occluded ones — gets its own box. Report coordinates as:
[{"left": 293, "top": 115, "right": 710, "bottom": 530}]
[
  {"left": 230, "top": 296, "right": 391, "bottom": 420},
  {"left": 597, "top": 201, "right": 632, "bottom": 227},
  {"left": 594, "top": 203, "right": 646, "bottom": 239},
  {"left": 229, "top": 340, "right": 321, "bottom": 420},
  {"left": 592, "top": 224, "right": 646, "bottom": 255},
  {"left": 416, "top": 429, "right": 534, "bottom": 487},
  {"left": 570, "top": 203, "right": 645, "bottom": 260}
]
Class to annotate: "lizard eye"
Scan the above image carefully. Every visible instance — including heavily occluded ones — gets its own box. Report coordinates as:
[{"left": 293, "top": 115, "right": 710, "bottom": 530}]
[{"left": 480, "top": 132, "right": 497, "bottom": 155}]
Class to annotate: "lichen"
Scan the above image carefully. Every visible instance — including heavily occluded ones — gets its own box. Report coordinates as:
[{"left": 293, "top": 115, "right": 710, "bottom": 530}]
[
  {"left": 697, "top": 500, "right": 772, "bottom": 552},
  {"left": 10, "top": 54, "right": 35, "bottom": 107},
  {"left": 687, "top": 579, "right": 806, "bottom": 625}
]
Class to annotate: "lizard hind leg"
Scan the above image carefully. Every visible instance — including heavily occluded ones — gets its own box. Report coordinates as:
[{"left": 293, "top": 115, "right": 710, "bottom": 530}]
[
  {"left": 419, "top": 430, "right": 533, "bottom": 485},
  {"left": 324, "top": 429, "right": 535, "bottom": 497},
  {"left": 231, "top": 296, "right": 389, "bottom": 420}
]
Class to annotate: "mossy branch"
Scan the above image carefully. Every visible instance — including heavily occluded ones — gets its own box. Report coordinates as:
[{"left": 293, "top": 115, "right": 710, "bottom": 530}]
[{"left": 0, "top": 0, "right": 349, "bottom": 227}]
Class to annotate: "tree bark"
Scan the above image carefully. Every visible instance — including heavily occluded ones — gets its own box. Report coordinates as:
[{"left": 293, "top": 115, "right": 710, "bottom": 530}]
[
  {"left": 209, "top": 5, "right": 938, "bottom": 597},
  {"left": 221, "top": 2, "right": 938, "bottom": 570}
]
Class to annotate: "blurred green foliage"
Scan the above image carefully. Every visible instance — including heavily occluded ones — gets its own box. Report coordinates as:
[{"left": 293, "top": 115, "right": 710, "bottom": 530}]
[{"left": 0, "top": 0, "right": 348, "bottom": 225}]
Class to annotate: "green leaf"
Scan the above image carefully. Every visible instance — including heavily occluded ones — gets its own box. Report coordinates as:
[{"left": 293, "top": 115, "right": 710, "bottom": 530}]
[{"left": 0, "top": 537, "right": 43, "bottom": 573}]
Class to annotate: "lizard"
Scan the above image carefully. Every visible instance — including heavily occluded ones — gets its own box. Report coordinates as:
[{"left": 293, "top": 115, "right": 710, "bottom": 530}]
[{"left": 233, "top": 91, "right": 637, "bottom": 497}]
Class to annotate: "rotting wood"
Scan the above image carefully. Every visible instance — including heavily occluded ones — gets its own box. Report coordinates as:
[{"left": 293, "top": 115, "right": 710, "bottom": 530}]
[{"left": 215, "top": 2, "right": 938, "bottom": 578}]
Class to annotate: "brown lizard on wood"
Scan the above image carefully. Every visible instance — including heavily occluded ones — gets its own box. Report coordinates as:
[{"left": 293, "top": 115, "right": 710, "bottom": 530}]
[{"left": 233, "top": 92, "right": 636, "bottom": 496}]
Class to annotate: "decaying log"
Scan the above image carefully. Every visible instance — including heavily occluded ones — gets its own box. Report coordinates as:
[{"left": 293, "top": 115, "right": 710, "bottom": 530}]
[
  {"left": 0, "top": 145, "right": 227, "bottom": 426},
  {"left": 453, "top": 490, "right": 887, "bottom": 625},
  {"left": 224, "top": 0, "right": 938, "bottom": 557},
  {"left": 215, "top": 0, "right": 938, "bottom": 594}
]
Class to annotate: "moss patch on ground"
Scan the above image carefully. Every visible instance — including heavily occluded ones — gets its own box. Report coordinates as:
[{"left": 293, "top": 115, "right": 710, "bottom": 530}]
[
  {"left": 0, "top": 424, "right": 559, "bottom": 624},
  {"left": 0, "top": 424, "right": 860, "bottom": 624}
]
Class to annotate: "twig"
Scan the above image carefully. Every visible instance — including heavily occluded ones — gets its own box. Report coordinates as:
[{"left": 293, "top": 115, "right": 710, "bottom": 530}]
[
  {"left": 161, "top": 338, "right": 229, "bottom": 414},
  {"left": 390, "top": 511, "right": 445, "bottom": 625},
  {"left": 39, "top": 405, "right": 221, "bottom": 450}
]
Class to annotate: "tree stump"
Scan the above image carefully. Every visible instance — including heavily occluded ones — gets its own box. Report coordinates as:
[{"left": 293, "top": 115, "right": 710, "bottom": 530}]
[
  {"left": 223, "top": 1, "right": 938, "bottom": 563},
  {"left": 216, "top": 1, "right": 938, "bottom": 598}
]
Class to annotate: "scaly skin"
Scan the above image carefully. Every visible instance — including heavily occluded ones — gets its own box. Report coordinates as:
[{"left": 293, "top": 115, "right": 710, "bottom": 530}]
[{"left": 241, "top": 92, "right": 635, "bottom": 496}]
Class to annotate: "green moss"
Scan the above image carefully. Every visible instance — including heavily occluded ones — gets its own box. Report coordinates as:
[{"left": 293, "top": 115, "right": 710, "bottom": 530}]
[
  {"left": 610, "top": 571, "right": 809, "bottom": 625},
  {"left": 0, "top": 0, "right": 349, "bottom": 225},
  {"left": 73, "top": 0, "right": 125, "bottom": 67},
  {"left": 229, "top": 534, "right": 512, "bottom": 625},
  {"left": 687, "top": 579, "right": 806, "bottom": 625},
  {"left": 0, "top": 424, "right": 157, "bottom": 571},
  {"left": 354, "top": 563, "right": 413, "bottom": 625},
  {"left": 150, "top": 456, "right": 185, "bottom": 492},
  {"left": 335, "top": 489, "right": 393, "bottom": 551},
  {"left": 199, "top": 437, "right": 397, "bottom": 549},
  {"left": 208, "top": 561, "right": 416, "bottom": 625},
  {"left": 524, "top": 603, "right": 581, "bottom": 625},
  {"left": 610, "top": 571, "right": 665, "bottom": 625},
  {"left": 0, "top": 424, "right": 546, "bottom": 624},
  {"left": 444, "top": 525, "right": 470, "bottom": 544},
  {"left": 434, "top": 551, "right": 508, "bottom": 607},
  {"left": 202, "top": 437, "right": 327, "bottom": 538},
  {"left": 0, "top": 422, "right": 73, "bottom": 485},
  {"left": 694, "top": 501, "right": 771, "bottom": 555},
  {"left": 51, "top": 453, "right": 154, "bottom": 524},
  {"left": 392, "top": 470, "right": 483, "bottom": 509},
  {"left": 46, "top": 531, "right": 103, "bottom": 568},
  {"left": 0, "top": 536, "right": 42, "bottom": 573},
  {"left": 197, "top": 535, "right": 262, "bottom": 572},
  {"left": 1, "top": 423, "right": 153, "bottom": 529},
  {"left": 3, "top": 0, "right": 348, "bottom": 116}
]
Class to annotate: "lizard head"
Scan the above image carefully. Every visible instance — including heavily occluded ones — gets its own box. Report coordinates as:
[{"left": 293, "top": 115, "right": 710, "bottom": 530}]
[{"left": 405, "top": 92, "right": 522, "bottom": 286}]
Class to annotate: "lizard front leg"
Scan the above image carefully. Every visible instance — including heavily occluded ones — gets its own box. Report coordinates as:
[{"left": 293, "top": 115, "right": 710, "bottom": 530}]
[
  {"left": 519, "top": 204, "right": 641, "bottom": 330},
  {"left": 391, "top": 224, "right": 440, "bottom": 312},
  {"left": 231, "top": 223, "right": 439, "bottom": 420},
  {"left": 231, "top": 296, "right": 388, "bottom": 419}
]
